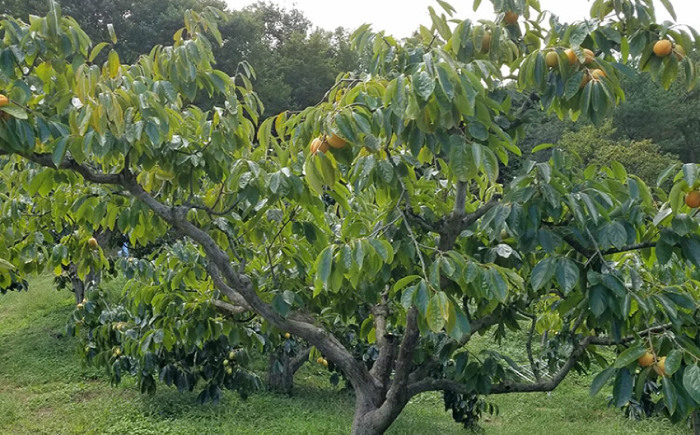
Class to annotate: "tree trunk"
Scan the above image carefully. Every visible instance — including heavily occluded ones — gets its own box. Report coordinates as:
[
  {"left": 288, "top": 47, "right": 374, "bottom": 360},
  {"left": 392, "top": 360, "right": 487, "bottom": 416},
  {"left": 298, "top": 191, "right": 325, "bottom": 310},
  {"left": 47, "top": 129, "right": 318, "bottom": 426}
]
[
  {"left": 71, "top": 272, "right": 85, "bottom": 305},
  {"left": 69, "top": 264, "right": 100, "bottom": 304},
  {"left": 350, "top": 391, "right": 408, "bottom": 435},
  {"left": 267, "top": 347, "right": 309, "bottom": 394}
]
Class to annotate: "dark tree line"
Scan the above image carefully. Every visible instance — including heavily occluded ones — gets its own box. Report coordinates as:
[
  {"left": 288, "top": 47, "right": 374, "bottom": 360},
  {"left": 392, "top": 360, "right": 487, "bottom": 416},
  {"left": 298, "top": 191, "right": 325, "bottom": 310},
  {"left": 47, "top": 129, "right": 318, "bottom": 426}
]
[{"left": 0, "top": 0, "right": 360, "bottom": 115}]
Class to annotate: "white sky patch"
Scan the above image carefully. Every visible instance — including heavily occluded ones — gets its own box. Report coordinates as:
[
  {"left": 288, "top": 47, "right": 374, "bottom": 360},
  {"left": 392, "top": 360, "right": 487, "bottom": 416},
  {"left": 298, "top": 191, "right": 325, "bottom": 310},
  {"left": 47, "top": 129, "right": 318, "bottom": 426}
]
[{"left": 225, "top": 0, "right": 700, "bottom": 38}]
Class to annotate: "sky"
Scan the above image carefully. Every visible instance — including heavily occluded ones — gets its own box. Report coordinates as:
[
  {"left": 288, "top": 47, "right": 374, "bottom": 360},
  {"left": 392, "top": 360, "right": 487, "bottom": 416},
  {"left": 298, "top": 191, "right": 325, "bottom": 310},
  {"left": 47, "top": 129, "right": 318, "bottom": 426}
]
[{"left": 226, "top": 0, "right": 700, "bottom": 38}]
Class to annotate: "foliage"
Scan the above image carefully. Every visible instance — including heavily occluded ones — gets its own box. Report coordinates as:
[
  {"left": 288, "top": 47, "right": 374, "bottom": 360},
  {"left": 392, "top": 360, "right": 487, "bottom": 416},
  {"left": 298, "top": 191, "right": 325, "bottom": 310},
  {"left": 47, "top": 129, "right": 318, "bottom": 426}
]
[
  {"left": 612, "top": 54, "right": 700, "bottom": 162},
  {"left": 0, "top": 277, "right": 690, "bottom": 435},
  {"left": 556, "top": 124, "right": 680, "bottom": 185},
  {"left": 71, "top": 249, "right": 263, "bottom": 402},
  {"left": 0, "top": 0, "right": 362, "bottom": 116},
  {"left": 1, "top": 1, "right": 700, "bottom": 434},
  {"left": 0, "top": 0, "right": 226, "bottom": 64}
]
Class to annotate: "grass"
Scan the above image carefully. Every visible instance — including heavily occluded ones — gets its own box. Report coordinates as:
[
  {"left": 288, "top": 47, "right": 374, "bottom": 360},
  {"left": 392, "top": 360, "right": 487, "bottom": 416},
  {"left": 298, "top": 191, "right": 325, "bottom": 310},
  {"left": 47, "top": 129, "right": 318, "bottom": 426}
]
[{"left": 0, "top": 276, "right": 691, "bottom": 435}]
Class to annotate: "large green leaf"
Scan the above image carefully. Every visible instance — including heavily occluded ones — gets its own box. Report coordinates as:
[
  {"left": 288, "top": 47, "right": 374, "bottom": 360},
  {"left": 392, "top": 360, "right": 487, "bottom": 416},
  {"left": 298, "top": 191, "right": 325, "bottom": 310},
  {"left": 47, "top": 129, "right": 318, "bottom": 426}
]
[
  {"left": 665, "top": 350, "right": 682, "bottom": 377},
  {"left": 315, "top": 246, "right": 334, "bottom": 288},
  {"left": 555, "top": 258, "right": 579, "bottom": 294},
  {"left": 683, "top": 364, "right": 700, "bottom": 403},
  {"left": 531, "top": 257, "right": 556, "bottom": 291},
  {"left": 612, "top": 368, "right": 633, "bottom": 408},
  {"left": 614, "top": 346, "right": 647, "bottom": 368},
  {"left": 590, "top": 367, "right": 616, "bottom": 397},
  {"left": 426, "top": 292, "right": 450, "bottom": 332}
]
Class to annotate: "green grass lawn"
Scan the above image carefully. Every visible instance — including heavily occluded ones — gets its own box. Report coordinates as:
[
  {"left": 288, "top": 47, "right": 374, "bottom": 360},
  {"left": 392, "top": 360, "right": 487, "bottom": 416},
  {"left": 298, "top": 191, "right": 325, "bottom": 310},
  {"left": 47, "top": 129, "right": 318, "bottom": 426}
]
[{"left": 0, "top": 276, "right": 690, "bottom": 434}]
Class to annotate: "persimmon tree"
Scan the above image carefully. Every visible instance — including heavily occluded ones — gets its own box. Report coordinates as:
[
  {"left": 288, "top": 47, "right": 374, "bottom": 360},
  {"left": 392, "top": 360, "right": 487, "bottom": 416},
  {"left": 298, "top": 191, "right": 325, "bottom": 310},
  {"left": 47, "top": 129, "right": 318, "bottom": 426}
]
[{"left": 3, "top": 1, "right": 700, "bottom": 434}]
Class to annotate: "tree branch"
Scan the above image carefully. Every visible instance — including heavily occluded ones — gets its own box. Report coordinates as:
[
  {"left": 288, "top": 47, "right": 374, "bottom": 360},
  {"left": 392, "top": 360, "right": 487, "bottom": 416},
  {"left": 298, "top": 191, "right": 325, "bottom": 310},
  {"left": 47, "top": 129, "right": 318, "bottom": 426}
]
[
  {"left": 588, "top": 323, "right": 673, "bottom": 346},
  {"left": 439, "top": 195, "right": 502, "bottom": 252},
  {"left": 601, "top": 242, "right": 656, "bottom": 256},
  {"left": 291, "top": 346, "right": 311, "bottom": 374},
  {"left": 9, "top": 148, "right": 379, "bottom": 394},
  {"left": 407, "top": 337, "right": 593, "bottom": 397},
  {"left": 3, "top": 151, "right": 122, "bottom": 185},
  {"left": 369, "top": 289, "right": 397, "bottom": 389},
  {"left": 211, "top": 299, "right": 249, "bottom": 315},
  {"left": 384, "top": 306, "right": 420, "bottom": 403}
]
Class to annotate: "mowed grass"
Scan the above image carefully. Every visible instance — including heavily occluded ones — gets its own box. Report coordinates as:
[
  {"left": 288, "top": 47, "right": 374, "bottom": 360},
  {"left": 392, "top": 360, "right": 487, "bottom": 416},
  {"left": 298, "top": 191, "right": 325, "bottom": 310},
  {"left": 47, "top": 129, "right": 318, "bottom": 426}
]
[{"left": 0, "top": 277, "right": 690, "bottom": 435}]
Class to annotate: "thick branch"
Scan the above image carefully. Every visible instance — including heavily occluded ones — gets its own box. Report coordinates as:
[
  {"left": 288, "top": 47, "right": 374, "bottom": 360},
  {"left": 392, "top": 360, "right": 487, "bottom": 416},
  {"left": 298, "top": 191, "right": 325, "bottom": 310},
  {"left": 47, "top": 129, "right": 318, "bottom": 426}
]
[
  {"left": 439, "top": 195, "right": 502, "bottom": 252},
  {"left": 291, "top": 347, "right": 311, "bottom": 374},
  {"left": 384, "top": 306, "right": 420, "bottom": 405},
  {"left": 601, "top": 242, "right": 656, "bottom": 256},
  {"left": 211, "top": 299, "right": 249, "bottom": 315},
  {"left": 122, "top": 176, "right": 379, "bottom": 392},
  {"left": 207, "top": 263, "right": 253, "bottom": 310},
  {"left": 11, "top": 149, "right": 379, "bottom": 394},
  {"left": 369, "top": 292, "right": 397, "bottom": 388},
  {"left": 15, "top": 151, "right": 121, "bottom": 184},
  {"left": 407, "top": 337, "right": 593, "bottom": 397}
]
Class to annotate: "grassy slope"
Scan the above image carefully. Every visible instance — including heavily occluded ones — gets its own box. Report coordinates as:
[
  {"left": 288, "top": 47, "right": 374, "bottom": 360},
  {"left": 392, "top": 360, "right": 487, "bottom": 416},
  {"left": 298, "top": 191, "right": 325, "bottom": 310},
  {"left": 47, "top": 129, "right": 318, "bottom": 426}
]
[{"left": 0, "top": 277, "right": 689, "bottom": 435}]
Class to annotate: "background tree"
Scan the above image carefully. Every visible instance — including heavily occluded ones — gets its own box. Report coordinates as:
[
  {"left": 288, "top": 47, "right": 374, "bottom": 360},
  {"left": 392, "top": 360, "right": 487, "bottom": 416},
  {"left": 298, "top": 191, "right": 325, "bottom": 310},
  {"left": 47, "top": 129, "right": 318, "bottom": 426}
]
[
  {"left": 554, "top": 123, "right": 681, "bottom": 186},
  {"left": 2, "top": 2, "right": 700, "bottom": 435},
  {"left": 612, "top": 56, "right": 700, "bottom": 163},
  {"left": 0, "top": 0, "right": 362, "bottom": 116},
  {"left": 0, "top": 0, "right": 226, "bottom": 63}
]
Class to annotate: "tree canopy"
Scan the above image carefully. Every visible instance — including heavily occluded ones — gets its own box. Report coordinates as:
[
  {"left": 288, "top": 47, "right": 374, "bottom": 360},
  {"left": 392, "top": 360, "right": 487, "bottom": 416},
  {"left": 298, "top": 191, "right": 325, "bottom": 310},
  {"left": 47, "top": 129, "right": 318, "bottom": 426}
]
[{"left": 2, "top": 1, "right": 700, "bottom": 434}]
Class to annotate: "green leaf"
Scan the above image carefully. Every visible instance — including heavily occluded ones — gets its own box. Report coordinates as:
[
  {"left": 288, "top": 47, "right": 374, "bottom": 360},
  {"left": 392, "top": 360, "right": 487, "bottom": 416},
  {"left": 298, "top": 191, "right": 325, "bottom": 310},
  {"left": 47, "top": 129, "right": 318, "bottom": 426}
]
[
  {"left": 683, "top": 163, "right": 696, "bottom": 187},
  {"left": 413, "top": 71, "right": 435, "bottom": 101},
  {"left": 531, "top": 257, "right": 556, "bottom": 291},
  {"left": 436, "top": 64, "right": 455, "bottom": 100},
  {"left": 305, "top": 157, "right": 325, "bottom": 195},
  {"left": 680, "top": 236, "right": 700, "bottom": 267},
  {"left": 335, "top": 111, "right": 358, "bottom": 144},
  {"left": 89, "top": 42, "right": 109, "bottom": 62},
  {"left": 401, "top": 286, "right": 417, "bottom": 309},
  {"left": 426, "top": 292, "right": 449, "bottom": 332},
  {"left": 590, "top": 367, "right": 616, "bottom": 397},
  {"left": 468, "top": 121, "right": 489, "bottom": 141},
  {"left": 482, "top": 147, "right": 499, "bottom": 182},
  {"left": 369, "top": 239, "right": 393, "bottom": 263},
  {"left": 555, "top": 258, "right": 579, "bottom": 294},
  {"left": 0, "top": 258, "right": 15, "bottom": 270},
  {"left": 107, "top": 23, "right": 118, "bottom": 44},
  {"left": 662, "top": 55, "right": 679, "bottom": 90},
  {"left": 108, "top": 50, "right": 120, "bottom": 78},
  {"left": 657, "top": 163, "right": 680, "bottom": 188},
  {"left": 665, "top": 350, "right": 682, "bottom": 377},
  {"left": 377, "top": 160, "right": 394, "bottom": 183},
  {"left": 414, "top": 280, "right": 430, "bottom": 316},
  {"left": 317, "top": 153, "right": 336, "bottom": 186},
  {"left": 683, "top": 364, "right": 700, "bottom": 404},
  {"left": 659, "top": 0, "right": 677, "bottom": 20},
  {"left": 612, "top": 368, "right": 633, "bottom": 408},
  {"left": 564, "top": 71, "right": 584, "bottom": 100},
  {"left": 589, "top": 285, "right": 607, "bottom": 317},
  {"left": 51, "top": 137, "right": 68, "bottom": 167},
  {"left": 393, "top": 275, "right": 421, "bottom": 295},
  {"left": 272, "top": 294, "right": 291, "bottom": 317},
  {"left": 488, "top": 269, "right": 508, "bottom": 303},
  {"left": 615, "top": 346, "right": 648, "bottom": 368},
  {"left": 672, "top": 214, "right": 696, "bottom": 237},
  {"left": 446, "top": 301, "right": 471, "bottom": 341},
  {"left": 532, "top": 143, "right": 556, "bottom": 153},
  {"left": 315, "top": 246, "right": 334, "bottom": 287},
  {"left": 662, "top": 378, "right": 677, "bottom": 416}
]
